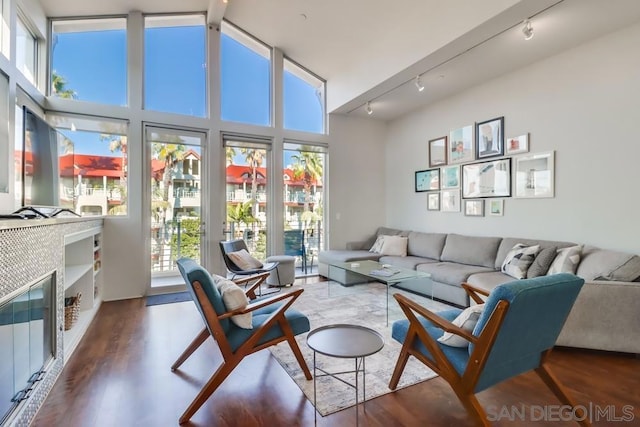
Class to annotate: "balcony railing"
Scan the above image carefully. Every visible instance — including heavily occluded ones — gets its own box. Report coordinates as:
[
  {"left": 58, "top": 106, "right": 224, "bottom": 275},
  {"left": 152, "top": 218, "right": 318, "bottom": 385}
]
[{"left": 152, "top": 219, "right": 323, "bottom": 274}]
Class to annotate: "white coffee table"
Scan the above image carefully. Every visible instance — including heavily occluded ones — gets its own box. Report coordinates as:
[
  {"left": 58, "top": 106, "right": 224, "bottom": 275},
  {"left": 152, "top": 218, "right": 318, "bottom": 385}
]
[{"left": 306, "top": 324, "right": 384, "bottom": 425}]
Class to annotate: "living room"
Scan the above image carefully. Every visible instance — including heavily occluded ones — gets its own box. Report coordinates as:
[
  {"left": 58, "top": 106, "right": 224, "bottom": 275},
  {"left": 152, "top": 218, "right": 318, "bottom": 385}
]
[{"left": 1, "top": 0, "right": 640, "bottom": 426}]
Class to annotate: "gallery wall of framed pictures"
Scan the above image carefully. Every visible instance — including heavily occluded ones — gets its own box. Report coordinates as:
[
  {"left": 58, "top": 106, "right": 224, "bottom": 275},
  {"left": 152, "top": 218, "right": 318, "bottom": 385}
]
[{"left": 416, "top": 115, "right": 554, "bottom": 216}]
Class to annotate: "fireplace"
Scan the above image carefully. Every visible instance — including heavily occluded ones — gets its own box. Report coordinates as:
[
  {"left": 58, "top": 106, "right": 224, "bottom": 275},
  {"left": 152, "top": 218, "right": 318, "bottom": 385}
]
[{"left": 0, "top": 272, "right": 55, "bottom": 425}]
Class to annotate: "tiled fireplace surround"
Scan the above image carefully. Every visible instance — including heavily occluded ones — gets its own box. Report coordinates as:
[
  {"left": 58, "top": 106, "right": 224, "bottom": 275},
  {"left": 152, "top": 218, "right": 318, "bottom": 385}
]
[{"left": 0, "top": 218, "right": 102, "bottom": 426}]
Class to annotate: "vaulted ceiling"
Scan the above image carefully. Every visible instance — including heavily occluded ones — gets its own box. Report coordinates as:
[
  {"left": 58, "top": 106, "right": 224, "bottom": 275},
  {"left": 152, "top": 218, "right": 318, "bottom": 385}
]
[{"left": 38, "top": 0, "right": 640, "bottom": 121}]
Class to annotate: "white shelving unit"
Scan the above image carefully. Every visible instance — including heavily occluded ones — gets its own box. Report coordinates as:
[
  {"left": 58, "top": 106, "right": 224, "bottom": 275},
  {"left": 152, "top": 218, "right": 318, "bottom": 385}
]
[{"left": 63, "top": 226, "right": 103, "bottom": 361}]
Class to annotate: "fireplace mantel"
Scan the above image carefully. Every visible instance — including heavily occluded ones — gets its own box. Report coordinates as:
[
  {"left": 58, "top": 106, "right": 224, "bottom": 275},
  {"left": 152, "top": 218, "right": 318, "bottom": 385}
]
[{"left": 0, "top": 218, "right": 104, "bottom": 426}]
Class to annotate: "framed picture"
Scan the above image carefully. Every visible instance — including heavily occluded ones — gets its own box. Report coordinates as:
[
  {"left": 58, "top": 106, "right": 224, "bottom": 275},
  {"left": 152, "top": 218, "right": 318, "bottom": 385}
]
[
  {"left": 506, "top": 133, "right": 529, "bottom": 155},
  {"left": 462, "top": 158, "right": 511, "bottom": 198},
  {"left": 415, "top": 168, "right": 440, "bottom": 192},
  {"left": 514, "top": 151, "right": 555, "bottom": 198},
  {"left": 464, "top": 200, "right": 484, "bottom": 217},
  {"left": 427, "top": 192, "right": 440, "bottom": 211},
  {"left": 476, "top": 116, "right": 504, "bottom": 159},
  {"left": 429, "top": 136, "right": 448, "bottom": 167},
  {"left": 488, "top": 199, "right": 504, "bottom": 216},
  {"left": 441, "top": 190, "right": 461, "bottom": 212},
  {"left": 441, "top": 165, "right": 460, "bottom": 189},
  {"left": 448, "top": 125, "right": 474, "bottom": 164}
]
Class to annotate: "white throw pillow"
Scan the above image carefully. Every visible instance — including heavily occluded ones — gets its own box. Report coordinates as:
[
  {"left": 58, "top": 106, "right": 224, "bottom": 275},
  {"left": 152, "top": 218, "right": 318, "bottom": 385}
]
[
  {"left": 369, "top": 235, "right": 386, "bottom": 253},
  {"left": 380, "top": 235, "right": 408, "bottom": 257},
  {"left": 213, "top": 275, "right": 252, "bottom": 329},
  {"left": 501, "top": 244, "right": 541, "bottom": 279},
  {"left": 437, "top": 304, "right": 485, "bottom": 347},
  {"left": 547, "top": 245, "right": 583, "bottom": 275},
  {"left": 227, "top": 249, "right": 263, "bottom": 270}
]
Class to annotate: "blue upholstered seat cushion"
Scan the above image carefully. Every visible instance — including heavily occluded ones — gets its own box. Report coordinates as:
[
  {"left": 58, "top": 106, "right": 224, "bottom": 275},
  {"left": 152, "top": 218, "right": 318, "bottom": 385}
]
[
  {"left": 226, "top": 304, "right": 310, "bottom": 352},
  {"left": 391, "top": 309, "right": 470, "bottom": 376}
]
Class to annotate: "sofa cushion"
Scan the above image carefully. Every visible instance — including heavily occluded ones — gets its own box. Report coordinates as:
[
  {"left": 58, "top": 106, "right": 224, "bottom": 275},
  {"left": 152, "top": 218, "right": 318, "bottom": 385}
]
[
  {"left": 441, "top": 234, "right": 502, "bottom": 268},
  {"left": 466, "top": 271, "right": 513, "bottom": 293},
  {"left": 547, "top": 245, "right": 582, "bottom": 275},
  {"left": 576, "top": 246, "right": 640, "bottom": 282},
  {"left": 380, "top": 235, "right": 408, "bottom": 256},
  {"left": 501, "top": 244, "right": 540, "bottom": 279},
  {"left": 369, "top": 235, "right": 385, "bottom": 253},
  {"left": 494, "top": 237, "right": 575, "bottom": 270},
  {"left": 416, "top": 262, "right": 495, "bottom": 286},
  {"left": 407, "top": 231, "right": 447, "bottom": 260},
  {"left": 318, "top": 250, "right": 381, "bottom": 264},
  {"left": 379, "top": 255, "right": 437, "bottom": 270},
  {"left": 527, "top": 247, "right": 558, "bottom": 278},
  {"left": 363, "top": 226, "right": 407, "bottom": 250}
]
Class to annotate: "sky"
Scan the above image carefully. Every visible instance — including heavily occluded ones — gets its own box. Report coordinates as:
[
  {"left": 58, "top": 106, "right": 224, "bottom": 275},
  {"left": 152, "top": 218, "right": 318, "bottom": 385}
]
[{"left": 50, "top": 23, "right": 323, "bottom": 160}]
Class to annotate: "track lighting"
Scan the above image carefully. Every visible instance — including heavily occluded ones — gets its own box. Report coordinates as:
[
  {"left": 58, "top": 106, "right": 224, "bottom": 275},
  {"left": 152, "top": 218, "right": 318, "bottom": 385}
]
[
  {"left": 522, "top": 19, "right": 534, "bottom": 40},
  {"left": 366, "top": 101, "right": 373, "bottom": 115},
  {"left": 414, "top": 75, "right": 425, "bottom": 92}
]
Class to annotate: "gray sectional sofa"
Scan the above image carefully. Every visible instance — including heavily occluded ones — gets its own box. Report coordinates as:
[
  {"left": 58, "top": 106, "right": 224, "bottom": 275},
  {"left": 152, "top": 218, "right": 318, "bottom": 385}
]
[{"left": 318, "top": 227, "right": 640, "bottom": 354}]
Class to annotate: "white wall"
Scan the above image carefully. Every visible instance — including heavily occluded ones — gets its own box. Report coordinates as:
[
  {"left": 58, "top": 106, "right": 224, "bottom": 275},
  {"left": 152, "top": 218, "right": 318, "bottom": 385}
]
[
  {"left": 327, "top": 114, "right": 387, "bottom": 249},
  {"left": 384, "top": 22, "right": 640, "bottom": 254}
]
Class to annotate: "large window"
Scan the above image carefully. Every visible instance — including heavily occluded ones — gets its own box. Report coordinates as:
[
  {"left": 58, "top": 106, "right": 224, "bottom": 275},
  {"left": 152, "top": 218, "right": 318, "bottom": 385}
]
[
  {"left": 220, "top": 21, "right": 271, "bottom": 126},
  {"left": 147, "top": 126, "right": 205, "bottom": 275},
  {"left": 50, "top": 18, "right": 127, "bottom": 105},
  {"left": 50, "top": 114, "right": 128, "bottom": 216},
  {"left": 284, "top": 59, "right": 325, "bottom": 134},
  {"left": 16, "top": 15, "right": 37, "bottom": 84},
  {"left": 284, "top": 142, "right": 325, "bottom": 274},
  {"left": 224, "top": 138, "right": 270, "bottom": 258},
  {"left": 0, "top": 0, "right": 9, "bottom": 58},
  {"left": 144, "top": 15, "right": 206, "bottom": 117}
]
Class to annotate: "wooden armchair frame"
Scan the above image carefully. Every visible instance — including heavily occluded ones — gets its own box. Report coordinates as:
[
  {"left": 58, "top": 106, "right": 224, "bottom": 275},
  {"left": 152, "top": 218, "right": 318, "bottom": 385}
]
[
  {"left": 172, "top": 271, "right": 312, "bottom": 424},
  {"left": 389, "top": 282, "right": 591, "bottom": 427}
]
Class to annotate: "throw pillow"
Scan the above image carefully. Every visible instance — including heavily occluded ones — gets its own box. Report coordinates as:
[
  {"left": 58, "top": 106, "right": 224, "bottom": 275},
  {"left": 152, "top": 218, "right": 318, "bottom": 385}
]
[
  {"left": 227, "top": 249, "right": 263, "bottom": 270},
  {"left": 438, "top": 304, "right": 485, "bottom": 347},
  {"left": 379, "top": 235, "right": 408, "bottom": 257},
  {"left": 547, "top": 245, "right": 583, "bottom": 275},
  {"left": 214, "top": 275, "right": 252, "bottom": 329},
  {"left": 527, "top": 246, "right": 558, "bottom": 278},
  {"left": 501, "top": 244, "right": 541, "bottom": 279},
  {"left": 369, "top": 235, "right": 386, "bottom": 253}
]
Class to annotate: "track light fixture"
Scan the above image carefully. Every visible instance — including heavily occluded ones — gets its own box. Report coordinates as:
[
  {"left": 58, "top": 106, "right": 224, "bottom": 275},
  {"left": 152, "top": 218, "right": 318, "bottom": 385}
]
[
  {"left": 366, "top": 101, "right": 373, "bottom": 115},
  {"left": 414, "top": 75, "right": 425, "bottom": 92},
  {"left": 522, "top": 19, "right": 534, "bottom": 40}
]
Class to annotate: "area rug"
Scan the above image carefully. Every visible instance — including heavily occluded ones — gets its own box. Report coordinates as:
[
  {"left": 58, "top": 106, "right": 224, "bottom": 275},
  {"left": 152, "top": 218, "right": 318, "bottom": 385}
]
[
  {"left": 269, "top": 281, "right": 452, "bottom": 416},
  {"left": 145, "top": 291, "right": 192, "bottom": 306}
]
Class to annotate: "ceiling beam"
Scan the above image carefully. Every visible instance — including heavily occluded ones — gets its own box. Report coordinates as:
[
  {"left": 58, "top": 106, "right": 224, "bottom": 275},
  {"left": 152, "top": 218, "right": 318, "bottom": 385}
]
[{"left": 207, "top": 0, "right": 228, "bottom": 26}]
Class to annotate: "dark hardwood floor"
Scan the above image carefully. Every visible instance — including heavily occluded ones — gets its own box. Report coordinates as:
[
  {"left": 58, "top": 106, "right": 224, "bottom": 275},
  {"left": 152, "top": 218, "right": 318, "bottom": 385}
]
[{"left": 33, "top": 278, "right": 640, "bottom": 427}]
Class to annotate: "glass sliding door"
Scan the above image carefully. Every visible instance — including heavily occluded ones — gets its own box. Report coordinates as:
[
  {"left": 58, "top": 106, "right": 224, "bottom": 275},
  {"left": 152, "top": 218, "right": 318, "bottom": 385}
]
[
  {"left": 224, "top": 137, "right": 270, "bottom": 260},
  {"left": 283, "top": 142, "right": 325, "bottom": 275},
  {"left": 147, "top": 125, "right": 206, "bottom": 283}
]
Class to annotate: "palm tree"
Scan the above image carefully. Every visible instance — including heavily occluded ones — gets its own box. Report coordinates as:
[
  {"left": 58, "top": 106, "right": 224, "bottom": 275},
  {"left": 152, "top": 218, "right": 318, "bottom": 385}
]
[
  {"left": 225, "top": 147, "right": 237, "bottom": 166},
  {"left": 51, "top": 72, "right": 77, "bottom": 99},
  {"left": 154, "top": 141, "right": 186, "bottom": 222},
  {"left": 291, "top": 150, "right": 322, "bottom": 213},
  {"left": 240, "top": 148, "right": 264, "bottom": 217}
]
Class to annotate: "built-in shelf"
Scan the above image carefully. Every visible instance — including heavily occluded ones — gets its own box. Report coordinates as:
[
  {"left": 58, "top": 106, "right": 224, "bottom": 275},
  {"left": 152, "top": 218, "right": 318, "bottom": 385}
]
[
  {"left": 63, "top": 227, "right": 103, "bottom": 363},
  {"left": 65, "top": 264, "right": 93, "bottom": 289},
  {"left": 63, "top": 295, "right": 102, "bottom": 360}
]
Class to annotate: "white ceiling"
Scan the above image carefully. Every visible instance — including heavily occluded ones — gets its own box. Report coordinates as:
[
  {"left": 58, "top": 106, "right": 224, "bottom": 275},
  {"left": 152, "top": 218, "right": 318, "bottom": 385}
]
[{"left": 37, "top": 0, "right": 640, "bottom": 121}]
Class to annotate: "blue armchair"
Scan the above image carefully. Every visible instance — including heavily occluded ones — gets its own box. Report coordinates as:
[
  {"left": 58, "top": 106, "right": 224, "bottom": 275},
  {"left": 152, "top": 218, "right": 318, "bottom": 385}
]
[
  {"left": 389, "top": 273, "right": 591, "bottom": 426},
  {"left": 173, "top": 258, "right": 312, "bottom": 424}
]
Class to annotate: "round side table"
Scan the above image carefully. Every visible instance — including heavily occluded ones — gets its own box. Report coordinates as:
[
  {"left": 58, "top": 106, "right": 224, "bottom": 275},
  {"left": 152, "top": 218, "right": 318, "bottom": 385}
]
[{"left": 306, "top": 324, "right": 384, "bottom": 425}]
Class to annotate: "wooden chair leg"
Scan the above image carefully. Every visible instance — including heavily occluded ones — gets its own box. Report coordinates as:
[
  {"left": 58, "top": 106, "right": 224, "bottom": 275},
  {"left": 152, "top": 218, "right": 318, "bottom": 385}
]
[
  {"left": 454, "top": 391, "right": 491, "bottom": 427},
  {"left": 287, "top": 334, "right": 312, "bottom": 380},
  {"left": 536, "top": 363, "right": 592, "bottom": 427},
  {"left": 389, "top": 346, "right": 411, "bottom": 390},
  {"left": 179, "top": 359, "right": 237, "bottom": 424},
  {"left": 171, "top": 328, "right": 209, "bottom": 371},
  {"left": 280, "top": 318, "right": 312, "bottom": 380}
]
